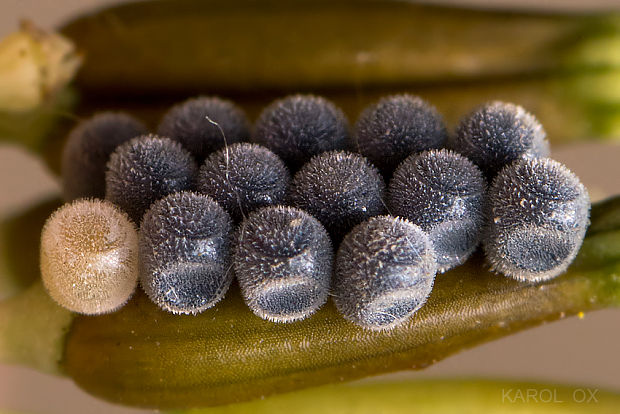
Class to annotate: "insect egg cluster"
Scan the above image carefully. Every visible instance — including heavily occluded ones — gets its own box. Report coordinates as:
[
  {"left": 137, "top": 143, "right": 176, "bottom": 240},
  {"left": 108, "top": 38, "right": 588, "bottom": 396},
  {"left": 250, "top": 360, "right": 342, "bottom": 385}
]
[{"left": 41, "top": 94, "right": 590, "bottom": 330}]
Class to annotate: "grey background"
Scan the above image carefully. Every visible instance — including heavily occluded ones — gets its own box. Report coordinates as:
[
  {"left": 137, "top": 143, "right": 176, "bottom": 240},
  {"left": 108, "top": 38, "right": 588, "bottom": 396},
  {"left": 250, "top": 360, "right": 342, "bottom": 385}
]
[{"left": 1, "top": 1, "right": 620, "bottom": 413}]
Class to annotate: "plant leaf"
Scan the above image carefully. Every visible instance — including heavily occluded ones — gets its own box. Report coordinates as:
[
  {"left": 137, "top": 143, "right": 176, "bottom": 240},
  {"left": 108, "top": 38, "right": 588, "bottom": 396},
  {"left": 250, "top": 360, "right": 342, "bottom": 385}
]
[
  {"left": 60, "top": 196, "right": 620, "bottom": 409},
  {"left": 0, "top": 87, "right": 77, "bottom": 154},
  {"left": 0, "top": 195, "right": 618, "bottom": 408}
]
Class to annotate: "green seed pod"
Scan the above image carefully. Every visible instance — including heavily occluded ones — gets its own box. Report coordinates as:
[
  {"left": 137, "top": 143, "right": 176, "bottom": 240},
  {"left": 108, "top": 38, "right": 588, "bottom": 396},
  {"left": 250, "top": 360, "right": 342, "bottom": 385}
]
[{"left": 39, "top": 199, "right": 139, "bottom": 315}]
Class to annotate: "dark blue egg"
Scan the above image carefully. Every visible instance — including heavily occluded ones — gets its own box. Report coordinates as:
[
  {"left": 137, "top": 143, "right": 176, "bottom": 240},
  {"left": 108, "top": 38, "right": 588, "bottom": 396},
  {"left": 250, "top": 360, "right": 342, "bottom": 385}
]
[
  {"left": 197, "top": 143, "right": 290, "bottom": 221},
  {"left": 353, "top": 94, "right": 447, "bottom": 175},
  {"left": 157, "top": 96, "right": 250, "bottom": 161},
  {"left": 252, "top": 94, "right": 348, "bottom": 168},
  {"left": 105, "top": 134, "right": 197, "bottom": 223},
  {"left": 234, "top": 206, "right": 333, "bottom": 323},
  {"left": 388, "top": 149, "right": 486, "bottom": 272},
  {"left": 139, "top": 192, "right": 233, "bottom": 314},
  {"left": 333, "top": 215, "right": 437, "bottom": 330},
  {"left": 62, "top": 112, "right": 147, "bottom": 200},
  {"left": 452, "top": 101, "right": 549, "bottom": 178},
  {"left": 484, "top": 158, "right": 590, "bottom": 282},
  {"left": 288, "top": 150, "right": 385, "bottom": 241}
]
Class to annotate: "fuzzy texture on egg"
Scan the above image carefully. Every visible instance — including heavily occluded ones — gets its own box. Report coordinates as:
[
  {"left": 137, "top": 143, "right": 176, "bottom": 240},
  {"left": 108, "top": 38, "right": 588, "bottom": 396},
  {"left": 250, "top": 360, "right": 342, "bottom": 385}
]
[
  {"left": 234, "top": 206, "right": 333, "bottom": 323},
  {"left": 157, "top": 96, "right": 250, "bottom": 161},
  {"left": 288, "top": 150, "right": 385, "bottom": 241},
  {"left": 484, "top": 158, "right": 590, "bottom": 282},
  {"left": 388, "top": 149, "right": 486, "bottom": 273},
  {"left": 139, "top": 192, "right": 233, "bottom": 315},
  {"left": 352, "top": 94, "right": 447, "bottom": 174},
  {"left": 40, "top": 199, "right": 139, "bottom": 315},
  {"left": 451, "top": 101, "right": 549, "bottom": 178},
  {"left": 197, "top": 143, "right": 290, "bottom": 221},
  {"left": 333, "top": 215, "right": 437, "bottom": 331},
  {"left": 105, "top": 134, "right": 198, "bottom": 224},
  {"left": 252, "top": 94, "right": 349, "bottom": 168},
  {"left": 61, "top": 112, "right": 148, "bottom": 201}
]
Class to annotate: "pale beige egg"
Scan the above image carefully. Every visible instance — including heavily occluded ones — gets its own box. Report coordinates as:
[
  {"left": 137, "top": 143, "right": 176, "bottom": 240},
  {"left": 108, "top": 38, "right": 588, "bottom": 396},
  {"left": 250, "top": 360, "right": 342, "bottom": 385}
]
[{"left": 40, "top": 199, "right": 138, "bottom": 314}]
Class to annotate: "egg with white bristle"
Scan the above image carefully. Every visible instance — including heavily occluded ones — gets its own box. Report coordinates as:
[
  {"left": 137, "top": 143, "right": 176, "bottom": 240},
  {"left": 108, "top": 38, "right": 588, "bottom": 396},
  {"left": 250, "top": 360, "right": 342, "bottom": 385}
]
[
  {"left": 333, "top": 215, "right": 437, "bottom": 331},
  {"left": 139, "top": 191, "right": 233, "bottom": 315},
  {"left": 484, "top": 157, "right": 590, "bottom": 282},
  {"left": 157, "top": 96, "right": 250, "bottom": 161},
  {"left": 197, "top": 143, "right": 290, "bottom": 221}
]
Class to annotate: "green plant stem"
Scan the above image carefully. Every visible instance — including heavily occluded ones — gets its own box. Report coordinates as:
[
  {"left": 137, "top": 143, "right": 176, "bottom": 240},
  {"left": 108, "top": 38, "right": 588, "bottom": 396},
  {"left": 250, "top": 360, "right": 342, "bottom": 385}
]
[
  {"left": 0, "top": 281, "right": 73, "bottom": 375},
  {"left": 0, "top": 198, "right": 61, "bottom": 300}
]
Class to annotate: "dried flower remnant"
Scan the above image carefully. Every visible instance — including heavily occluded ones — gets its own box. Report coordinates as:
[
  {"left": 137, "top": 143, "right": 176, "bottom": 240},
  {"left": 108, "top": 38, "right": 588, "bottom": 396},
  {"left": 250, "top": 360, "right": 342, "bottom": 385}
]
[
  {"left": 484, "top": 158, "right": 590, "bottom": 282},
  {"left": 0, "top": 21, "right": 81, "bottom": 112},
  {"left": 234, "top": 206, "right": 333, "bottom": 323},
  {"left": 139, "top": 192, "right": 233, "bottom": 314},
  {"left": 388, "top": 149, "right": 486, "bottom": 272},
  {"left": 40, "top": 199, "right": 139, "bottom": 315}
]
